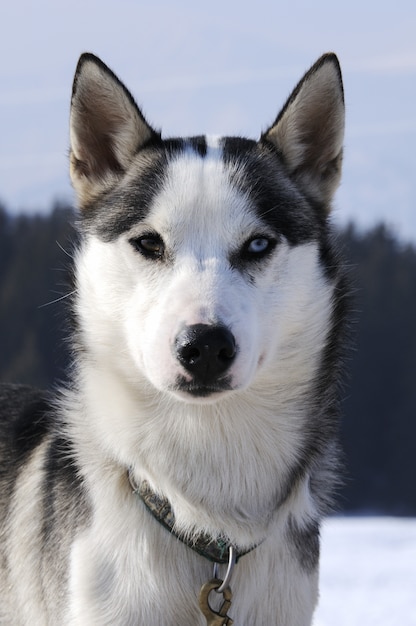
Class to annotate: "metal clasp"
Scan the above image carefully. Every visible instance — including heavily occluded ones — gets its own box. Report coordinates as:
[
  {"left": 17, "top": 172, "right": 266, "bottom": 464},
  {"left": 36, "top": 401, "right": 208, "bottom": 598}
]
[
  {"left": 198, "top": 578, "right": 234, "bottom": 625},
  {"left": 198, "top": 545, "right": 236, "bottom": 625}
]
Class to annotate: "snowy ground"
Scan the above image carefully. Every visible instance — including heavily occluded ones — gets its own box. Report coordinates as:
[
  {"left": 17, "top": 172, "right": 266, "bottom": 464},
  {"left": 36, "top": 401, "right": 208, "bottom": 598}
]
[{"left": 314, "top": 517, "right": 416, "bottom": 626}]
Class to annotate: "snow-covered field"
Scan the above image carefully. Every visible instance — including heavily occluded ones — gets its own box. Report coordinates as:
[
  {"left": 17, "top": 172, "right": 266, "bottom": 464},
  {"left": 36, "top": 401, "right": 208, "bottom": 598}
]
[{"left": 314, "top": 517, "right": 416, "bottom": 626}]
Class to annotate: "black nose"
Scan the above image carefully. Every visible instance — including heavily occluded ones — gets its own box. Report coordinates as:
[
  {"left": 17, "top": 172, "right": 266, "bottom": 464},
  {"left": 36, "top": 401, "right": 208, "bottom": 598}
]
[{"left": 175, "top": 324, "right": 236, "bottom": 383}]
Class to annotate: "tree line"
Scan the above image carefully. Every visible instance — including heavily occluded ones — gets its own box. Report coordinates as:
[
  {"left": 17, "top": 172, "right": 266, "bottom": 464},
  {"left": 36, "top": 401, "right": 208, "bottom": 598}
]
[{"left": 1, "top": 202, "right": 415, "bottom": 515}]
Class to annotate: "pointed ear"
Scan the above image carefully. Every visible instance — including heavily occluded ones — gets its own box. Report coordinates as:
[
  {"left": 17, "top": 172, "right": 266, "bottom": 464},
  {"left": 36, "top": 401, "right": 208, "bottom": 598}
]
[
  {"left": 262, "top": 53, "right": 345, "bottom": 208},
  {"left": 70, "top": 53, "right": 159, "bottom": 207}
]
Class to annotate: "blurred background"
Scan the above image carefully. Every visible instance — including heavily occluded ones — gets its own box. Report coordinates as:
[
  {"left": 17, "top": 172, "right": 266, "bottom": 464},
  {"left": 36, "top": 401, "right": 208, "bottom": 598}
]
[{"left": 1, "top": 1, "right": 415, "bottom": 623}]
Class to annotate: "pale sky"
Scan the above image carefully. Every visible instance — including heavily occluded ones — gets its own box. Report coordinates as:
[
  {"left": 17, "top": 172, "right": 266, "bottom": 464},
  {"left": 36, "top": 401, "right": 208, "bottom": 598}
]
[{"left": 1, "top": 0, "right": 416, "bottom": 242}]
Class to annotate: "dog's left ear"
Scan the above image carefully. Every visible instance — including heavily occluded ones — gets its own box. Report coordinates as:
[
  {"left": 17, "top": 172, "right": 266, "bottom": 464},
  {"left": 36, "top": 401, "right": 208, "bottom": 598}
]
[
  {"left": 70, "top": 53, "right": 159, "bottom": 207},
  {"left": 262, "top": 53, "right": 344, "bottom": 208}
]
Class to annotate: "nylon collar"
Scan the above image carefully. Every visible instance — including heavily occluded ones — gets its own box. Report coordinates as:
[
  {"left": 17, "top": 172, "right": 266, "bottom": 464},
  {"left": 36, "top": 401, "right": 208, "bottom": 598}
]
[{"left": 128, "top": 469, "right": 259, "bottom": 564}]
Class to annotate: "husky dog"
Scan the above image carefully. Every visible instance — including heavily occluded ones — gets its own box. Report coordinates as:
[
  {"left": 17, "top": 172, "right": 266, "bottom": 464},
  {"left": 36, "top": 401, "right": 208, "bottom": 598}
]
[{"left": 0, "top": 52, "right": 347, "bottom": 625}]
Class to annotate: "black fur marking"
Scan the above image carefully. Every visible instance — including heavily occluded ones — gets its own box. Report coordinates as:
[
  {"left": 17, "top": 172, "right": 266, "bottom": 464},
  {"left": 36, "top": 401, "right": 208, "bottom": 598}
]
[
  {"left": 187, "top": 135, "right": 208, "bottom": 158},
  {"left": 79, "top": 145, "right": 171, "bottom": 241},
  {"left": 278, "top": 248, "right": 349, "bottom": 518},
  {"left": 35, "top": 435, "right": 89, "bottom": 603},
  {"left": 0, "top": 384, "right": 50, "bottom": 468},
  {"left": 0, "top": 382, "right": 88, "bottom": 550},
  {"left": 286, "top": 515, "right": 320, "bottom": 572},
  {"left": 0, "top": 385, "right": 50, "bottom": 531},
  {"left": 79, "top": 137, "right": 209, "bottom": 242},
  {"left": 222, "top": 138, "right": 320, "bottom": 245},
  {"left": 41, "top": 434, "right": 88, "bottom": 546},
  {"left": 289, "top": 249, "right": 350, "bottom": 517}
]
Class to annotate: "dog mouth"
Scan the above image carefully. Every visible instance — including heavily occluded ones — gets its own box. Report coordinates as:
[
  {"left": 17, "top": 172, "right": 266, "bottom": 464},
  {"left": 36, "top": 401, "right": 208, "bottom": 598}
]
[{"left": 174, "top": 375, "right": 233, "bottom": 398}]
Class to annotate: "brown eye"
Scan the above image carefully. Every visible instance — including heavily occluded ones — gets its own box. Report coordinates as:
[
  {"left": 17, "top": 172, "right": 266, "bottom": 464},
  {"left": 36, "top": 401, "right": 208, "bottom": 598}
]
[{"left": 130, "top": 234, "right": 165, "bottom": 259}]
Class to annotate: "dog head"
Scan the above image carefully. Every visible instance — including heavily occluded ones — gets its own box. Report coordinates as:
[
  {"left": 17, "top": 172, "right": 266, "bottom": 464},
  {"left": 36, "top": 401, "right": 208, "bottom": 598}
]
[{"left": 70, "top": 53, "right": 344, "bottom": 403}]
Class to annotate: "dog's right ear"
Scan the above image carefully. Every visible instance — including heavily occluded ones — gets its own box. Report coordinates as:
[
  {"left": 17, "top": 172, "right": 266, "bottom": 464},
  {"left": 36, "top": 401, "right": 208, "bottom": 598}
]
[{"left": 70, "top": 53, "right": 159, "bottom": 207}]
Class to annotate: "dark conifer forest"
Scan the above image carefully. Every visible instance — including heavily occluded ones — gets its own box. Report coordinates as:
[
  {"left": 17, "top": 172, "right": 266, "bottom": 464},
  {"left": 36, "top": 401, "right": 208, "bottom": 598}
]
[{"left": 1, "top": 202, "right": 415, "bottom": 515}]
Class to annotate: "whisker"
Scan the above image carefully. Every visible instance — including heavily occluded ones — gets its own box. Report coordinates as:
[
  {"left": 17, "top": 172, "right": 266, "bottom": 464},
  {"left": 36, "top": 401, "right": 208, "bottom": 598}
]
[
  {"left": 38, "top": 291, "right": 76, "bottom": 309},
  {"left": 56, "top": 240, "right": 74, "bottom": 259}
]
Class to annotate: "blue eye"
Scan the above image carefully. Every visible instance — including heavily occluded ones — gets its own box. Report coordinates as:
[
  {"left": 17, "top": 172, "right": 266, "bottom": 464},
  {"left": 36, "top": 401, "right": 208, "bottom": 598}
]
[
  {"left": 241, "top": 236, "right": 276, "bottom": 261},
  {"left": 247, "top": 238, "right": 270, "bottom": 254}
]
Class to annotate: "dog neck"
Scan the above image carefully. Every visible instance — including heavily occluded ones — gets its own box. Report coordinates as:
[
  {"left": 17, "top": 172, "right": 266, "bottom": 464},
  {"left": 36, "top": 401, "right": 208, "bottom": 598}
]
[{"left": 128, "top": 468, "right": 260, "bottom": 564}]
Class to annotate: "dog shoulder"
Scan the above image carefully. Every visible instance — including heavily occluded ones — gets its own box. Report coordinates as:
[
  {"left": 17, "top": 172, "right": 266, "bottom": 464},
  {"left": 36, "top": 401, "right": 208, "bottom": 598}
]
[{"left": 0, "top": 383, "right": 52, "bottom": 464}]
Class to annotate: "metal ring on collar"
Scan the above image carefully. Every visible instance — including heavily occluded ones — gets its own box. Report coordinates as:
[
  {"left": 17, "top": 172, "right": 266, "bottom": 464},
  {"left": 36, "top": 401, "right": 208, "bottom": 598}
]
[{"left": 213, "top": 545, "right": 236, "bottom": 593}]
